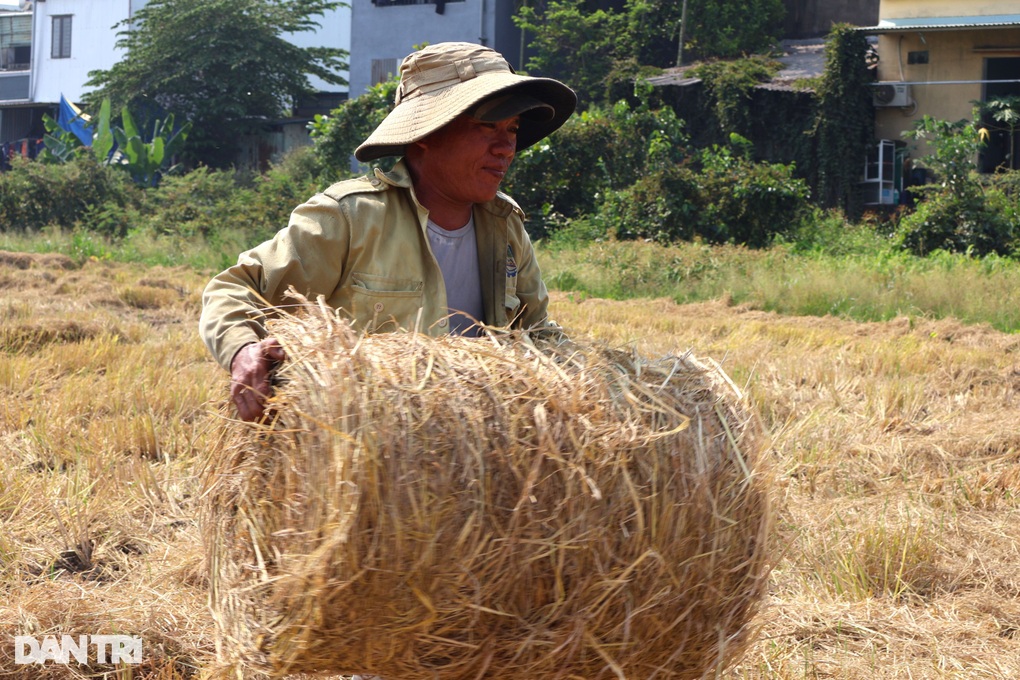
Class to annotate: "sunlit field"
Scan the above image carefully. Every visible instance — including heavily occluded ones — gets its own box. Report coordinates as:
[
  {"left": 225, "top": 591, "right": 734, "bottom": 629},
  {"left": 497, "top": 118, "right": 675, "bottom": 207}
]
[{"left": 1, "top": 251, "right": 1018, "bottom": 678}]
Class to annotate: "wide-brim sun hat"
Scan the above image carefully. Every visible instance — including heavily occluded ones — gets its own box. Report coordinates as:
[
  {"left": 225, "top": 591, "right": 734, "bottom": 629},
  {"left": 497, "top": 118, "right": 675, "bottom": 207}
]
[{"left": 355, "top": 42, "right": 577, "bottom": 162}]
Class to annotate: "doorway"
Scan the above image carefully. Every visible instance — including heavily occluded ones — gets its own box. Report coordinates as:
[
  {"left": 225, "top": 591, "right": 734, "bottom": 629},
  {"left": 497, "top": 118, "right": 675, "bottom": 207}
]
[{"left": 979, "top": 57, "right": 1020, "bottom": 172}]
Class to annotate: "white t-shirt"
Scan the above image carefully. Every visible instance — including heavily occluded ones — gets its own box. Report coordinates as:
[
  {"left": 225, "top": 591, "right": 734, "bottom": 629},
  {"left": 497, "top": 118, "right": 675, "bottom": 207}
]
[{"left": 426, "top": 216, "right": 484, "bottom": 336}]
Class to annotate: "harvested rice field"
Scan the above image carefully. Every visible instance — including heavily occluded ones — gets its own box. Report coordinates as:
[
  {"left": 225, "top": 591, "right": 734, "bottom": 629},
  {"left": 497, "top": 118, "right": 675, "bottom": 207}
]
[{"left": 0, "top": 252, "right": 1018, "bottom": 678}]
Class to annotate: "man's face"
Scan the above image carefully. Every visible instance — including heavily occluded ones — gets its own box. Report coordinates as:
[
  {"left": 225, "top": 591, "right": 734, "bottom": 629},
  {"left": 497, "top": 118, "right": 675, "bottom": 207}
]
[{"left": 411, "top": 113, "right": 519, "bottom": 209}]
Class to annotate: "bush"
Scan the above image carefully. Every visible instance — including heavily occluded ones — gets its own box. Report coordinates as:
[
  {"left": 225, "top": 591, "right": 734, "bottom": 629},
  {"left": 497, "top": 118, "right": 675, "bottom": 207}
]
[
  {"left": 896, "top": 187, "right": 1018, "bottom": 257},
  {"left": 82, "top": 149, "right": 321, "bottom": 243},
  {"left": 598, "top": 144, "right": 811, "bottom": 248},
  {"left": 114, "top": 167, "right": 249, "bottom": 240},
  {"left": 244, "top": 146, "right": 327, "bottom": 232},
  {"left": 0, "top": 156, "right": 136, "bottom": 232},
  {"left": 310, "top": 77, "right": 399, "bottom": 179},
  {"left": 898, "top": 115, "right": 1019, "bottom": 256},
  {"left": 597, "top": 164, "right": 705, "bottom": 244},
  {"left": 785, "top": 208, "right": 894, "bottom": 258},
  {"left": 503, "top": 98, "right": 688, "bottom": 238},
  {"left": 698, "top": 145, "right": 812, "bottom": 247}
]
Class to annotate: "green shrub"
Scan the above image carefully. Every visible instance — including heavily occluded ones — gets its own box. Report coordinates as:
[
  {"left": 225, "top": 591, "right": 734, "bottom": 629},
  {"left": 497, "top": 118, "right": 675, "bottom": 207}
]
[
  {"left": 596, "top": 164, "right": 705, "bottom": 244},
  {"left": 698, "top": 145, "right": 812, "bottom": 247},
  {"left": 896, "top": 187, "right": 1018, "bottom": 257},
  {"left": 598, "top": 145, "right": 810, "bottom": 248},
  {"left": 0, "top": 156, "right": 136, "bottom": 232},
  {"left": 544, "top": 215, "right": 611, "bottom": 250},
  {"left": 785, "top": 208, "right": 894, "bottom": 258},
  {"left": 504, "top": 98, "right": 688, "bottom": 238},
  {"left": 310, "top": 77, "right": 399, "bottom": 179},
  {"left": 899, "top": 115, "right": 1019, "bottom": 256},
  {"left": 244, "top": 146, "right": 326, "bottom": 233},
  {"left": 132, "top": 167, "right": 249, "bottom": 239},
  {"left": 505, "top": 111, "right": 615, "bottom": 235},
  {"left": 1, "top": 143, "right": 324, "bottom": 247}
]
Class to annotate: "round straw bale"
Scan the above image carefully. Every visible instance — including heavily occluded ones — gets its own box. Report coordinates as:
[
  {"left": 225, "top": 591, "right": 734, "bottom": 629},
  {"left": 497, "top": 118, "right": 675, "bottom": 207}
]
[{"left": 202, "top": 301, "right": 773, "bottom": 679}]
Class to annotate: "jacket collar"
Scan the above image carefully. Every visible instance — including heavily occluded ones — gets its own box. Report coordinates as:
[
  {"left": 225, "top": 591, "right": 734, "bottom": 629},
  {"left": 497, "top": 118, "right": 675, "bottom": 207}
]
[{"left": 374, "top": 158, "right": 517, "bottom": 219}]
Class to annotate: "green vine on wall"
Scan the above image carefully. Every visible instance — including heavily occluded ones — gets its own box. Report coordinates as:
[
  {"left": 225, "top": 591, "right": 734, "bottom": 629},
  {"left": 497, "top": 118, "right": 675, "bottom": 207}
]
[
  {"left": 688, "top": 56, "right": 782, "bottom": 139},
  {"left": 811, "top": 23, "right": 875, "bottom": 213}
]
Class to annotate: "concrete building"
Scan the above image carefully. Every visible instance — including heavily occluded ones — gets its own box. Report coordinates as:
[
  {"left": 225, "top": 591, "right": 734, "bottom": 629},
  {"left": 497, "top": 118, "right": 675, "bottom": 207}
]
[
  {"left": 348, "top": 0, "right": 523, "bottom": 99},
  {"left": 0, "top": 0, "right": 350, "bottom": 166},
  {"left": 862, "top": 0, "right": 1020, "bottom": 175}
]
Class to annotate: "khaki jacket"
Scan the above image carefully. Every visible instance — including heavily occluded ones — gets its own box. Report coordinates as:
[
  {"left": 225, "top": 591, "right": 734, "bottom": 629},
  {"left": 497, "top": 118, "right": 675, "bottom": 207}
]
[{"left": 199, "top": 160, "right": 555, "bottom": 371}]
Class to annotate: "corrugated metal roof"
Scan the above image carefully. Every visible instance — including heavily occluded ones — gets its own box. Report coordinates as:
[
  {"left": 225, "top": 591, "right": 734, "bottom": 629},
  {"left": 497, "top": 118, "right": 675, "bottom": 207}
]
[
  {"left": 645, "top": 39, "right": 826, "bottom": 90},
  {"left": 645, "top": 73, "right": 701, "bottom": 87},
  {"left": 859, "top": 14, "right": 1020, "bottom": 33}
]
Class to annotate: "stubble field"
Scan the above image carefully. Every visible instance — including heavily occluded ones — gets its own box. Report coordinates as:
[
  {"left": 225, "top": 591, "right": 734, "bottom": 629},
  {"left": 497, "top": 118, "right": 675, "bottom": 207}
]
[{"left": 1, "top": 251, "right": 1018, "bottom": 678}]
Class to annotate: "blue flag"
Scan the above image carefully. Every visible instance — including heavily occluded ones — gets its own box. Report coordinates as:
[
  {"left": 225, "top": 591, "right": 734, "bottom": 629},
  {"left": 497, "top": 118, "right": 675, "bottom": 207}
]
[{"left": 57, "top": 94, "right": 92, "bottom": 146}]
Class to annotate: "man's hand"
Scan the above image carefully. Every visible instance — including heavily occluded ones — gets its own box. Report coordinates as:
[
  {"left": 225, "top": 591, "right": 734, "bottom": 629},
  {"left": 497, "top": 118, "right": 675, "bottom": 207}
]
[{"left": 230, "top": 338, "right": 286, "bottom": 422}]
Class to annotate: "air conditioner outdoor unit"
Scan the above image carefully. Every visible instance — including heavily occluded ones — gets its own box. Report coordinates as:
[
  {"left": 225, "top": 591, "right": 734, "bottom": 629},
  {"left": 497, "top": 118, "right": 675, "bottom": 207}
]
[{"left": 873, "top": 82, "right": 911, "bottom": 107}]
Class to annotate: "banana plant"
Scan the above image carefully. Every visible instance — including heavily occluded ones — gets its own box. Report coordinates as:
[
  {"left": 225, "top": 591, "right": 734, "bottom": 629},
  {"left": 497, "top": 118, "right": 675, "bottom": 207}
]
[
  {"left": 40, "top": 98, "right": 115, "bottom": 164},
  {"left": 39, "top": 113, "right": 83, "bottom": 163},
  {"left": 112, "top": 106, "right": 192, "bottom": 187},
  {"left": 91, "top": 98, "right": 115, "bottom": 164},
  {"left": 40, "top": 97, "right": 191, "bottom": 187}
]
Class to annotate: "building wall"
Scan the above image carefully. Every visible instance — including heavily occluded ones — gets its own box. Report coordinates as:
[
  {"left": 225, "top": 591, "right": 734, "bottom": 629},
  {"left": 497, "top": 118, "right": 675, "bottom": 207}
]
[
  {"left": 873, "top": 27, "right": 1020, "bottom": 145},
  {"left": 29, "top": 0, "right": 350, "bottom": 106},
  {"left": 783, "top": 0, "right": 879, "bottom": 38},
  {"left": 348, "top": 0, "right": 520, "bottom": 98},
  {"left": 30, "top": 0, "right": 129, "bottom": 104},
  {"left": 879, "top": 0, "right": 1020, "bottom": 20}
]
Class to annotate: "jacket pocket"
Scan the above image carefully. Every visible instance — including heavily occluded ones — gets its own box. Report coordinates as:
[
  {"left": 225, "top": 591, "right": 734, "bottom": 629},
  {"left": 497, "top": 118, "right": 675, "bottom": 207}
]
[
  {"left": 504, "top": 292, "right": 521, "bottom": 318},
  {"left": 349, "top": 272, "right": 425, "bottom": 332}
]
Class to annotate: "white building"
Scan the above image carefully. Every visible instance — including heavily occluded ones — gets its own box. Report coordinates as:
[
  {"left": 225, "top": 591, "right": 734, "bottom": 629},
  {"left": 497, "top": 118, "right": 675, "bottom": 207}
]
[
  {"left": 0, "top": 0, "right": 350, "bottom": 166},
  {"left": 348, "top": 0, "right": 524, "bottom": 99}
]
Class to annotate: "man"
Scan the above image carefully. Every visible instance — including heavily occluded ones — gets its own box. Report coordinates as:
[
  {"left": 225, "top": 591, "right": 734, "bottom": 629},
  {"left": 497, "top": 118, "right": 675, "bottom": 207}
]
[{"left": 199, "top": 42, "right": 577, "bottom": 421}]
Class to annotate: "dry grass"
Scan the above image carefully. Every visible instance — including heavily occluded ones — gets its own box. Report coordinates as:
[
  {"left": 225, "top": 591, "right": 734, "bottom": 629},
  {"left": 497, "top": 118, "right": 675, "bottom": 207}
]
[
  {"left": 553, "top": 296, "right": 1020, "bottom": 678},
  {"left": 0, "top": 252, "right": 217, "bottom": 678},
  {"left": 203, "top": 303, "right": 771, "bottom": 679},
  {"left": 0, "top": 249, "right": 1018, "bottom": 678}
]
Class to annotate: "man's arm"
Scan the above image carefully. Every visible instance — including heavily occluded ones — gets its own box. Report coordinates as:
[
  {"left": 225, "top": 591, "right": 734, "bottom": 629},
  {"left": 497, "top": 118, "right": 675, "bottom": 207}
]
[
  {"left": 199, "top": 192, "right": 351, "bottom": 371},
  {"left": 199, "top": 193, "right": 352, "bottom": 420},
  {"left": 229, "top": 338, "right": 286, "bottom": 422}
]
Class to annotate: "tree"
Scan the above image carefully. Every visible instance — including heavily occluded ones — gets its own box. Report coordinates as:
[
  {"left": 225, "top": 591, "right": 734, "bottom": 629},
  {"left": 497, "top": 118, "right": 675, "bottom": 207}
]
[
  {"left": 670, "top": 0, "right": 784, "bottom": 63},
  {"left": 84, "top": 0, "right": 348, "bottom": 168},
  {"left": 514, "top": 0, "right": 623, "bottom": 108},
  {"left": 515, "top": 0, "right": 785, "bottom": 109}
]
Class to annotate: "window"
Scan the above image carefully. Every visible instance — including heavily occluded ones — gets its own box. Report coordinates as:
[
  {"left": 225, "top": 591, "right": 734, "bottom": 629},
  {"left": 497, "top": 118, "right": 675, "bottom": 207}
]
[
  {"left": 979, "top": 57, "right": 1020, "bottom": 172},
  {"left": 371, "top": 0, "right": 462, "bottom": 6},
  {"left": 52, "top": 15, "right": 71, "bottom": 59},
  {"left": 371, "top": 58, "right": 398, "bottom": 85},
  {"left": 907, "top": 51, "right": 929, "bottom": 65},
  {"left": 0, "top": 14, "right": 31, "bottom": 71}
]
